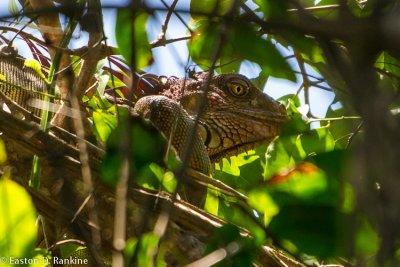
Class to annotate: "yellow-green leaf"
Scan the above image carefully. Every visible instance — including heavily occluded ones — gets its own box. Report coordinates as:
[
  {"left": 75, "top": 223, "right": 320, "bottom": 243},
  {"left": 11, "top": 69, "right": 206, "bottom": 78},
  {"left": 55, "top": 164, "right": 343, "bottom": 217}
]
[
  {"left": 0, "top": 178, "right": 37, "bottom": 264},
  {"left": 0, "top": 73, "right": 6, "bottom": 82},
  {"left": 0, "top": 139, "right": 7, "bottom": 164},
  {"left": 24, "top": 59, "right": 46, "bottom": 79}
]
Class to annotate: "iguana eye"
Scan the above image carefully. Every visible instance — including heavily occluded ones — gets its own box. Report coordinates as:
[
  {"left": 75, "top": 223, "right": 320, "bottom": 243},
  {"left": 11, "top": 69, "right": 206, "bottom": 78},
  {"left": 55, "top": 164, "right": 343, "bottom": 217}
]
[{"left": 227, "top": 81, "right": 249, "bottom": 97}]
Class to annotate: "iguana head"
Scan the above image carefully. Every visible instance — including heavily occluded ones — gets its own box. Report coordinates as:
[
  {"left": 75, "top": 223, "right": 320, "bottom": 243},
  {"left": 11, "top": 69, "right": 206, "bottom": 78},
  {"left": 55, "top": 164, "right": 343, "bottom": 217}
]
[{"left": 160, "top": 72, "right": 287, "bottom": 162}]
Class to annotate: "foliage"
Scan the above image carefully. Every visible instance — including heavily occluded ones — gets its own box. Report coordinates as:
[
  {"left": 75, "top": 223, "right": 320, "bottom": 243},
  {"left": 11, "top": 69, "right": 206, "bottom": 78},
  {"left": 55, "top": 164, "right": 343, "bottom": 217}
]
[
  {"left": 0, "top": 148, "right": 51, "bottom": 266},
  {"left": 1, "top": 0, "right": 400, "bottom": 266}
]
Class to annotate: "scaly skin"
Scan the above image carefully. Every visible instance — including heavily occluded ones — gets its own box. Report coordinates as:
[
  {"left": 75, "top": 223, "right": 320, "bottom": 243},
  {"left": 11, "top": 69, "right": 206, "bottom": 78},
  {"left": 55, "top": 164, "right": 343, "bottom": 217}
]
[
  {"left": 0, "top": 45, "right": 47, "bottom": 116},
  {"left": 0, "top": 52, "right": 289, "bottom": 266},
  {"left": 0, "top": 48, "right": 287, "bottom": 175},
  {"left": 133, "top": 72, "right": 287, "bottom": 174}
]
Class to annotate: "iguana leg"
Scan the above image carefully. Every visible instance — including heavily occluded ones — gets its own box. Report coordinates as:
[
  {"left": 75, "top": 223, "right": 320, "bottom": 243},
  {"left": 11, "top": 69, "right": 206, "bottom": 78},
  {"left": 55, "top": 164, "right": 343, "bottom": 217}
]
[{"left": 133, "top": 95, "right": 211, "bottom": 205}]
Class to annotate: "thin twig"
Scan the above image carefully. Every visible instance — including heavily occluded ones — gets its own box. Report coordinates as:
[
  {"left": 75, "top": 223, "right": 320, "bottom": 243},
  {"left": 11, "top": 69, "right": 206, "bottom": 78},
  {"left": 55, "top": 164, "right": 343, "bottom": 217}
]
[
  {"left": 295, "top": 52, "right": 313, "bottom": 117},
  {"left": 151, "top": 35, "right": 191, "bottom": 47},
  {"left": 346, "top": 121, "right": 363, "bottom": 149},
  {"left": 159, "top": 0, "right": 193, "bottom": 34},
  {"left": 112, "top": 0, "right": 139, "bottom": 265},
  {"left": 287, "top": 1, "right": 367, "bottom": 13},
  {"left": 307, "top": 116, "right": 361, "bottom": 123}
]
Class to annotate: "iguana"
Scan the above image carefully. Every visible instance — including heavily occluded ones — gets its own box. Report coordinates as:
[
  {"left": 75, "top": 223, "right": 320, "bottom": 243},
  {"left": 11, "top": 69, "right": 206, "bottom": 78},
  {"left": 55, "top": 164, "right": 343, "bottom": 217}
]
[
  {"left": 0, "top": 45, "right": 287, "bottom": 176},
  {"left": 0, "top": 45, "right": 290, "bottom": 266}
]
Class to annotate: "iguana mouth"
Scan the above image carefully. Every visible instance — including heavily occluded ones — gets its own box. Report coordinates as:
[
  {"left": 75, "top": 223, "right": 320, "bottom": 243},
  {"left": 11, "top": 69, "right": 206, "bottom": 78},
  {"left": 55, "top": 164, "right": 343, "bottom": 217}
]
[
  {"left": 217, "top": 109, "right": 288, "bottom": 124},
  {"left": 209, "top": 138, "right": 272, "bottom": 163}
]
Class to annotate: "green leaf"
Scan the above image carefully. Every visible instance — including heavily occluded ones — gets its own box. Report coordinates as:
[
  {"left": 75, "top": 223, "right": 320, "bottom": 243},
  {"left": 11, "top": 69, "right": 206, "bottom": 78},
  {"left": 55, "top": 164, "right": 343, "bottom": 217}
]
[
  {"left": 248, "top": 189, "right": 279, "bottom": 225},
  {"left": 231, "top": 24, "right": 296, "bottom": 81},
  {"left": 214, "top": 150, "right": 264, "bottom": 191},
  {"left": 137, "top": 233, "right": 160, "bottom": 267},
  {"left": 124, "top": 234, "right": 165, "bottom": 267},
  {"left": 188, "top": 20, "right": 223, "bottom": 70},
  {"left": 107, "top": 74, "right": 127, "bottom": 89},
  {"left": 300, "top": 127, "right": 335, "bottom": 156},
  {"left": 28, "top": 248, "right": 52, "bottom": 267},
  {"left": 190, "top": 0, "right": 233, "bottom": 16},
  {"left": 260, "top": 150, "right": 349, "bottom": 258},
  {"left": 95, "top": 74, "right": 110, "bottom": 97},
  {"left": 135, "top": 163, "right": 177, "bottom": 192},
  {"left": 24, "top": 59, "right": 46, "bottom": 79},
  {"left": 0, "top": 139, "right": 7, "bottom": 164},
  {"left": 376, "top": 52, "right": 400, "bottom": 74},
  {"left": 269, "top": 205, "right": 341, "bottom": 258},
  {"left": 101, "top": 115, "right": 171, "bottom": 187},
  {"left": 205, "top": 189, "right": 220, "bottom": 215},
  {"left": 266, "top": 164, "right": 338, "bottom": 206},
  {"left": 70, "top": 55, "right": 84, "bottom": 77},
  {"left": 0, "top": 74, "right": 6, "bottom": 82},
  {"left": 0, "top": 178, "right": 37, "bottom": 263},
  {"left": 124, "top": 237, "right": 138, "bottom": 264},
  {"left": 279, "top": 95, "right": 309, "bottom": 136},
  {"left": 116, "top": 10, "right": 152, "bottom": 69},
  {"left": 92, "top": 107, "right": 118, "bottom": 142},
  {"left": 60, "top": 243, "right": 86, "bottom": 258},
  {"left": 355, "top": 216, "right": 380, "bottom": 256},
  {"left": 376, "top": 52, "right": 400, "bottom": 91},
  {"left": 206, "top": 224, "right": 258, "bottom": 267},
  {"left": 188, "top": 21, "right": 295, "bottom": 81},
  {"left": 325, "top": 104, "right": 359, "bottom": 148},
  {"left": 253, "top": 0, "right": 288, "bottom": 19},
  {"left": 264, "top": 139, "right": 297, "bottom": 179},
  {"left": 8, "top": 0, "right": 19, "bottom": 16},
  {"left": 250, "top": 70, "right": 269, "bottom": 89}
]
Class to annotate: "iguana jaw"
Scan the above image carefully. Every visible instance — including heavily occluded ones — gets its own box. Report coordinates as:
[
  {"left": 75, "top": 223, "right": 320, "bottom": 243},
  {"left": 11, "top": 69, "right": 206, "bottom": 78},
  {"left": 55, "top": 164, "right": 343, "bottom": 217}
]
[
  {"left": 202, "top": 106, "right": 287, "bottom": 162},
  {"left": 208, "top": 138, "right": 273, "bottom": 163}
]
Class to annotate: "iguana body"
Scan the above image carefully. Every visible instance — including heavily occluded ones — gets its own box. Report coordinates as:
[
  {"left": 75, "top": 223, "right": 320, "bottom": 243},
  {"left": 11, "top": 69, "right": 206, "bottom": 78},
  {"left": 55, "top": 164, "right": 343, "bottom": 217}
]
[
  {"left": 0, "top": 45, "right": 47, "bottom": 116},
  {"left": 0, "top": 48, "right": 288, "bottom": 266},
  {"left": 0, "top": 47, "right": 287, "bottom": 176}
]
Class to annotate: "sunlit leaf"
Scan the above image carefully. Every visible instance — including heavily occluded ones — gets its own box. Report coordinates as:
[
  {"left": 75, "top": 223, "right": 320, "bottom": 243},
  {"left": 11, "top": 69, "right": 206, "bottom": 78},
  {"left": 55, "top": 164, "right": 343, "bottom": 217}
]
[
  {"left": 189, "top": 20, "right": 295, "bottom": 80},
  {"left": 266, "top": 165, "right": 333, "bottom": 205},
  {"left": 190, "top": 0, "right": 233, "bottom": 16},
  {"left": 28, "top": 248, "right": 52, "bottom": 267},
  {"left": 137, "top": 233, "right": 160, "bottom": 267},
  {"left": 214, "top": 150, "right": 264, "bottom": 191},
  {"left": 24, "top": 59, "right": 46, "bottom": 79},
  {"left": 325, "top": 104, "right": 359, "bottom": 148},
  {"left": 355, "top": 216, "right": 380, "bottom": 256},
  {"left": 253, "top": 0, "right": 288, "bottom": 19},
  {"left": 0, "top": 139, "right": 7, "bottom": 164},
  {"left": 248, "top": 189, "right": 279, "bottom": 225},
  {"left": 0, "top": 178, "right": 37, "bottom": 263},
  {"left": 300, "top": 127, "right": 335, "bottom": 156},
  {"left": 205, "top": 189, "right": 219, "bottom": 215},
  {"left": 231, "top": 24, "right": 296, "bottom": 81},
  {"left": 92, "top": 107, "right": 118, "bottom": 142},
  {"left": 116, "top": 10, "right": 152, "bottom": 69},
  {"left": 8, "top": 0, "right": 19, "bottom": 16}
]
